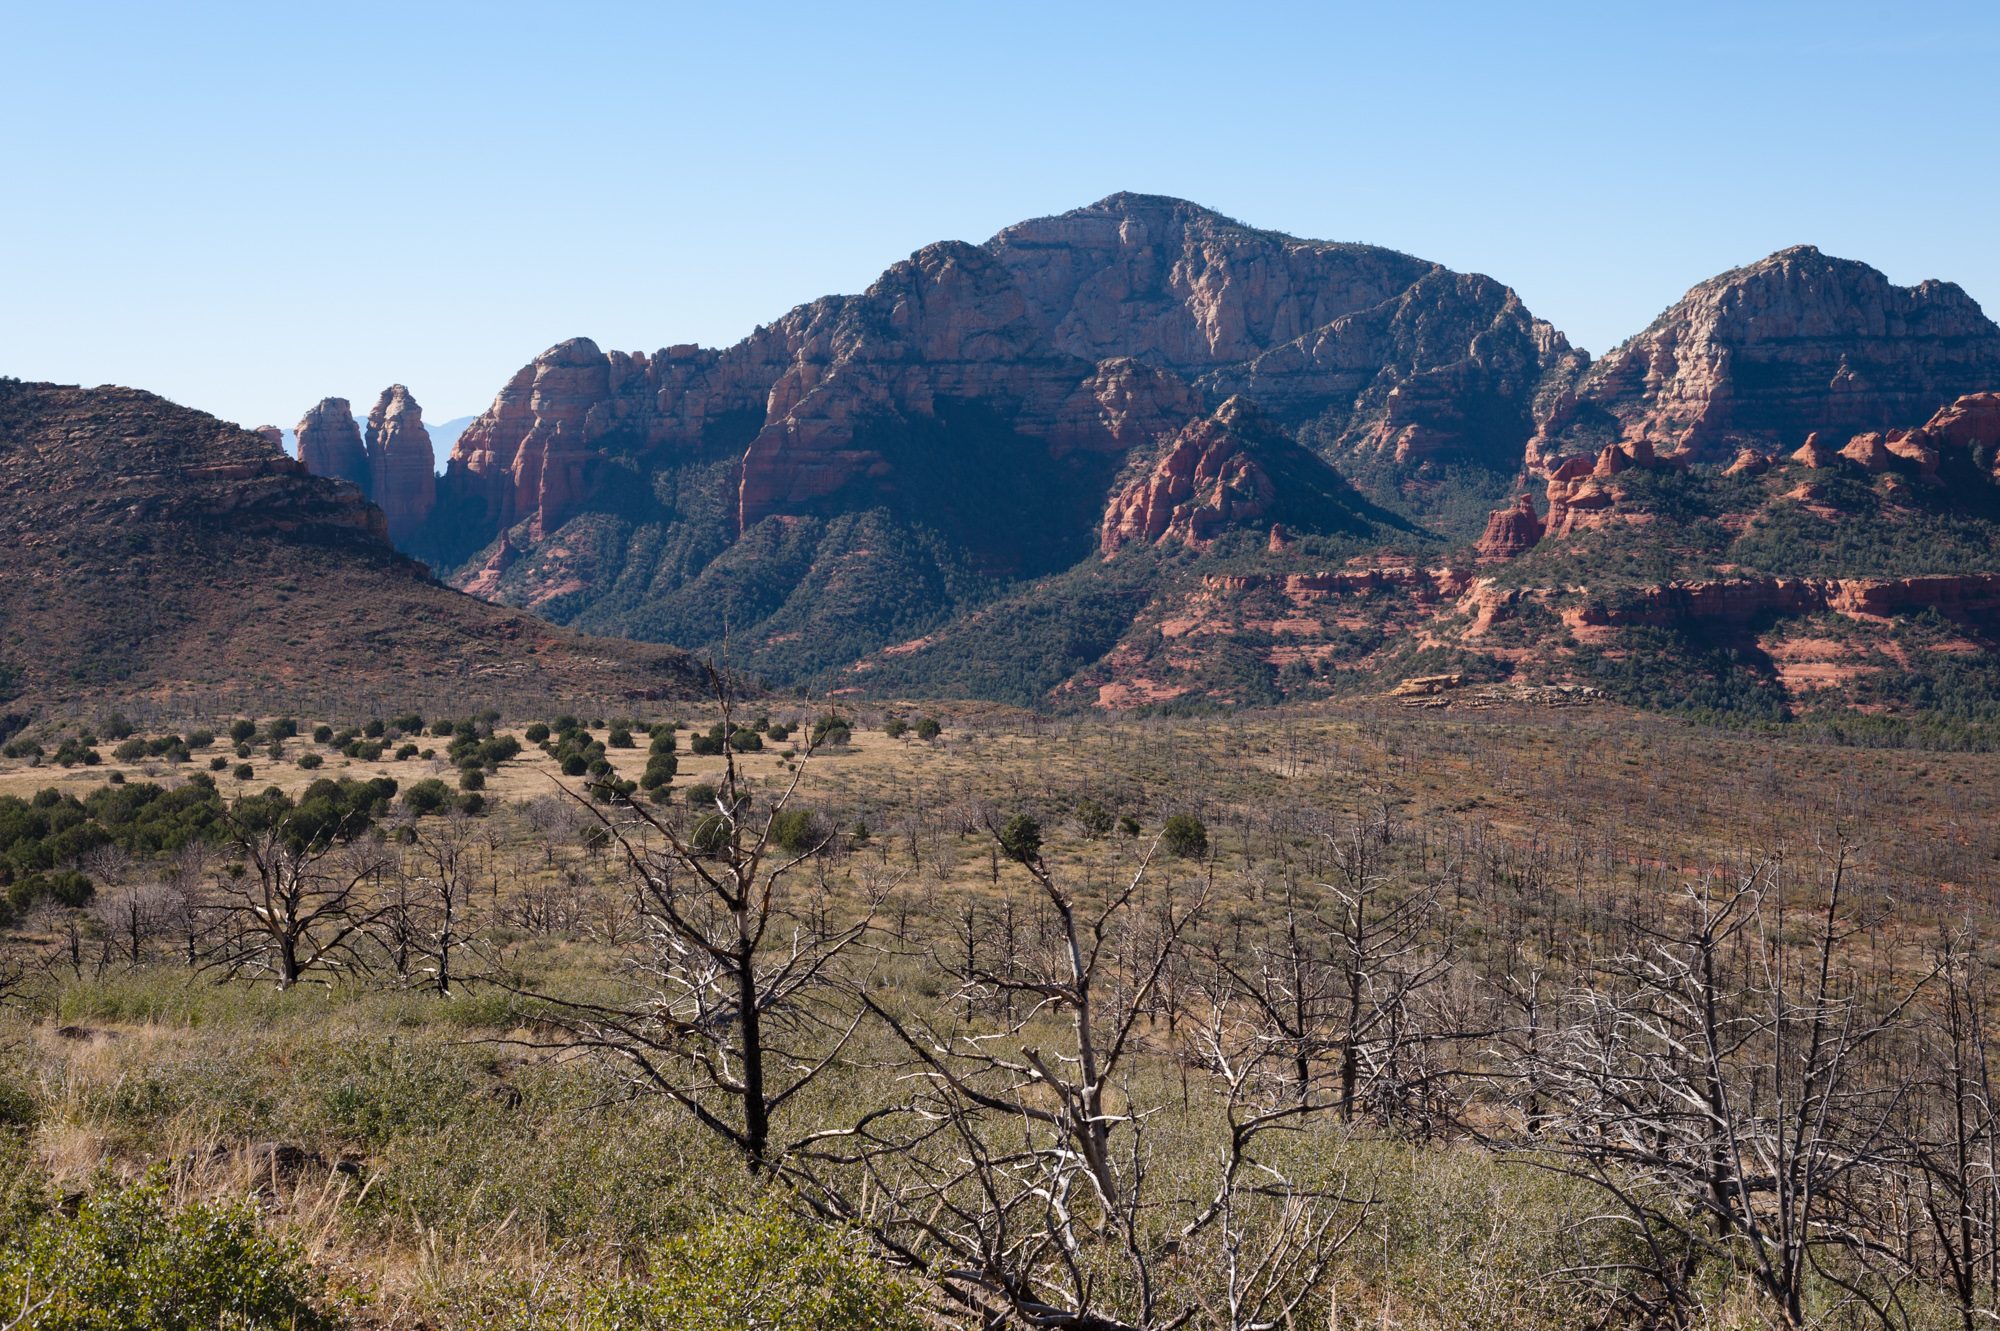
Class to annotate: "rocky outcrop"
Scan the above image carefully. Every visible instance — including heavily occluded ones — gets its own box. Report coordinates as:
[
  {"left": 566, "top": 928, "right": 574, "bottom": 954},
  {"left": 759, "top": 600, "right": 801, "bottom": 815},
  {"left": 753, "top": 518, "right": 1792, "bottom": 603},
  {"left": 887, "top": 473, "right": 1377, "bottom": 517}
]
[
  {"left": 251, "top": 425, "right": 284, "bottom": 451},
  {"left": 1726, "top": 448, "right": 1773, "bottom": 477},
  {"left": 1791, "top": 432, "right": 1840, "bottom": 469},
  {"left": 1542, "top": 443, "right": 1674, "bottom": 539},
  {"left": 1918, "top": 392, "right": 2000, "bottom": 463},
  {"left": 991, "top": 196, "right": 1576, "bottom": 467},
  {"left": 447, "top": 339, "right": 631, "bottom": 538},
  {"left": 1538, "top": 246, "right": 2000, "bottom": 464},
  {"left": 1571, "top": 574, "right": 2000, "bottom": 629},
  {"left": 1476, "top": 494, "right": 1544, "bottom": 561},
  {"left": 364, "top": 386, "right": 437, "bottom": 542},
  {"left": 1839, "top": 431, "right": 1896, "bottom": 472},
  {"left": 296, "top": 398, "right": 369, "bottom": 493},
  {"left": 1100, "top": 399, "right": 1279, "bottom": 552},
  {"left": 1098, "top": 398, "right": 1369, "bottom": 554}
]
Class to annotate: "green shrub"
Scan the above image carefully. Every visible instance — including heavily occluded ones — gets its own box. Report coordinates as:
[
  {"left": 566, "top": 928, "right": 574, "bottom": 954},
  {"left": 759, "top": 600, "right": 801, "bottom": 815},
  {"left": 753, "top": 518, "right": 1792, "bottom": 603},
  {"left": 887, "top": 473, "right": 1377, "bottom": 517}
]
[
  {"left": 578, "top": 1206, "right": 921, "bottom": 1331},
  {"left": 640, "top": 754, "right": 677, "bottom": 791},
  {"left": 232, "top": 763, "right": 254, "bottom": 782},
  {"left": 883, "top": 717, "right": 907, "bottom": 739},
  {"left": 0, "top": 1171, "right": 339, "bottom": 1330},
  {"left": 1076, "top": 799, "right": 1112, "bottom": 838},
  {"left": 768, "top": 808, "right": 822, "bottom": 853},
  {"left": 998, "top": 814, "right": 1041, "bottom": 863},
  {"left": 525, "top": 722, "right": 551, "bottom": 744},
  {"left": 690, "top": 813, "right": 731, "bottom": 854},
  {"left": 404, "top": 779, "right": 453, "bottom": 815},
  {"left": 1161, "top": 813, "right": 1208, "bottom": 859},
  {"left": 7, "top": 868, "right": 93, "bottom": 911},
  {"left": 312, "top": 725, "right": 333, "bottom": 744},
  {"left": 298, "top": 753, "right": 323, "bottom": 771},
  {"left": 53, "top": 740, "right": 99, "bottom": 768},
  {"left": 228, "top": 720, "right": 257, "bottom": 744},
  {"left": 915, "top": 717, "right": 941, "bottom": 742}
]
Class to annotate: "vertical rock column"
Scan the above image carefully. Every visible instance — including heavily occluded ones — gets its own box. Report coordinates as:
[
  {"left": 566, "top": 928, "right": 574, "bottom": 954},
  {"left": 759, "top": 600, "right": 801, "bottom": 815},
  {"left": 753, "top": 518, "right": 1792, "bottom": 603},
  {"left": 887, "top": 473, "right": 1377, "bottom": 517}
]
[
  {"left": 295, "top": 397, "right": 370, "bottom": 493},
  {"left": 365, "top": 385, "right": 437, "bottom": 543}
]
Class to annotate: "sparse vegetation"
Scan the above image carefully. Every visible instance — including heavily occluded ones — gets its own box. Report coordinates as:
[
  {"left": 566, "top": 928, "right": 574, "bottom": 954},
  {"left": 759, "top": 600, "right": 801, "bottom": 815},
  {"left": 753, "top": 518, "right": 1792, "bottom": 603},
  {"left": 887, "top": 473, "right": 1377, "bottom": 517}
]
[{"left": 0, "top": 697, "right": 1993, "bottom": 1328}]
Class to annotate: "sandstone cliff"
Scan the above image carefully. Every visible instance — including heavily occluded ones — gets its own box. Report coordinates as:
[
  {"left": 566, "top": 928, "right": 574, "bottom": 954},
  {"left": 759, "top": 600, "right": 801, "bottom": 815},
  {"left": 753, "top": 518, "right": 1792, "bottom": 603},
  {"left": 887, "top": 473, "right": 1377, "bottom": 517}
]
[
  {"left": 1098, "top": 397, "right": 1369, "bottom": 553},
  {"left": 1475, "top": 493, "right": 1544, "bottom": 561},
  {"left": 295, "top": 397, "right": 369, "bottom": 493},
  {"left": 428, "top": 194, "right": 1572, "bottom": 580},
  {"left": 1538, "top": 246, "right": 2000, "bottom": 465},
  {"left": 364, "top": 385, "right": 437, "bottom": 542}
]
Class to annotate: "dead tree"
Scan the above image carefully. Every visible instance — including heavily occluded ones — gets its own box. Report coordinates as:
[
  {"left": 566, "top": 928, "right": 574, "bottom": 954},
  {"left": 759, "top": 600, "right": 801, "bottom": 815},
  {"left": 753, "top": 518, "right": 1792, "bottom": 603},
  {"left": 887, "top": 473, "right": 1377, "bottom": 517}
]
[
  {"left": 1182, "top": 994, "right": 1377, "bottom": 1331},
  {"left": 534, "top": 668, "right": 872, "bottom": 1173},
  {"left": 209, "top": 809, "right": 386, "bottom": 989},
  {"left": 1507, "top": 854, "right": 1932, "bottom": 1329},
  {"left": 1903, "top": 931, "right": 2000, "bottom": 1331},
  {"left": 161, "top": 842, "right": 216, "bottom": 970},
  {"left": 823, "top": 824, "right": 1219, "bottom": 1331},
  {"left": 405, "top": 812, "right": 482, "bottom": 996},
  {"left": 1201, "top": 827, "right": 1453, "bottom": 1128}
]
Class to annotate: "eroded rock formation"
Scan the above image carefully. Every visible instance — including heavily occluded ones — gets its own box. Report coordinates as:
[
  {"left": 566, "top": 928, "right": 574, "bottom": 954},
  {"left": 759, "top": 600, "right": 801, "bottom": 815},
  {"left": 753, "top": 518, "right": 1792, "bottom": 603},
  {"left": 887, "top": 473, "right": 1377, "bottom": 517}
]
[
  {"left": 364, "top": 385, "right": 437, "bottom": 542},
  {"left": 1100, "top": 399, "right": 1279, "bottom": 552},
  {"left": 1569, "top": 575, "right": 2000, "bottom": 630},
  {"left": 1537, "top": 246, "right": 2000, "bottom": 464},
  {"left": 1475, "top": 494, "right": 1544, "bottom": 561},
  {"left": 295, "top": 398, "right": 369, "bottom": 493},
  {"left": 434, "top": 194, "right": 1575, "bottom": 571},
  {"left": 1098, "top": 398, "right": 1372, "bottom": 555}
]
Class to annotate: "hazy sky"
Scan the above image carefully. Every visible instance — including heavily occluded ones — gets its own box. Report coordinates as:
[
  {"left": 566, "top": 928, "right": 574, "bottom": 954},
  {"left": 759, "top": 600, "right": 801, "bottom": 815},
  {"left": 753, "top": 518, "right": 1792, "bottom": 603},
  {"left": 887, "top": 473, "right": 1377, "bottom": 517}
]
[{"left": 5, "top": 1, "right": 1996, "bottom": 431}]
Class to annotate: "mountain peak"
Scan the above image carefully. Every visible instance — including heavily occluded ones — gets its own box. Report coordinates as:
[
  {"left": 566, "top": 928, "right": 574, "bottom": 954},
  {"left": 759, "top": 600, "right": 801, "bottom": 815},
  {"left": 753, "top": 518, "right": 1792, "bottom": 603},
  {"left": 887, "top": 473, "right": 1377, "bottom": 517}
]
[
  {"left": 1548, "top": 245, "right": 2000, "bottom": 460},
  {"left": 1075, "top": 191, "right": 1240, "bottom": 223}
]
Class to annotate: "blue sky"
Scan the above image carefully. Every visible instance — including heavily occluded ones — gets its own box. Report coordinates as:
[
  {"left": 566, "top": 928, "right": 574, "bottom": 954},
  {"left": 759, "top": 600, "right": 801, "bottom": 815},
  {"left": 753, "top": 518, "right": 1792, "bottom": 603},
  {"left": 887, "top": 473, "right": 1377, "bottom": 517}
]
[{"left": 4, "top": 1, "right": 1996, "bottom": 431}]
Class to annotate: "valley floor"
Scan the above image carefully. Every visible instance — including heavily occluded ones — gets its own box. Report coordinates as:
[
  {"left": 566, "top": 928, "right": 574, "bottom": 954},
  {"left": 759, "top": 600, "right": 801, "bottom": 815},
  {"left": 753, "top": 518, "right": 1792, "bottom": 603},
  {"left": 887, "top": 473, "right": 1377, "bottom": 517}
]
[{"left": 0, "top": 699, "right": 1992, "bottom": 1328}]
